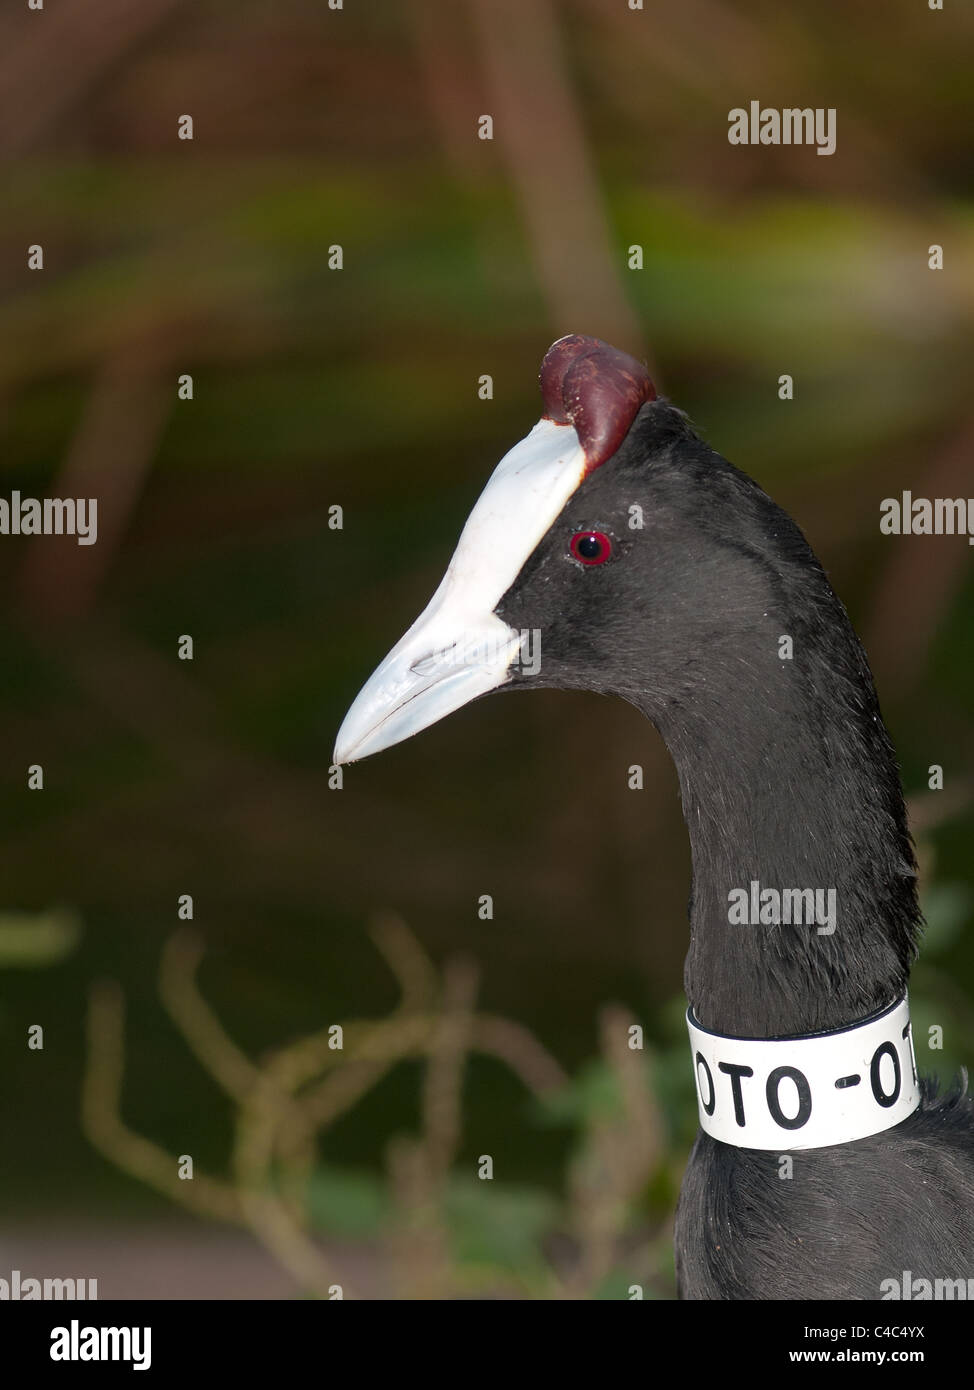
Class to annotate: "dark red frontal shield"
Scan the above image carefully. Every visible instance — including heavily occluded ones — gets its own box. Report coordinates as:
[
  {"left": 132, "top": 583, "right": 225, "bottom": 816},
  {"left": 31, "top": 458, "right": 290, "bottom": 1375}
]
[{"left": 539, "top": 334, "right": 657, "bottom": 473}]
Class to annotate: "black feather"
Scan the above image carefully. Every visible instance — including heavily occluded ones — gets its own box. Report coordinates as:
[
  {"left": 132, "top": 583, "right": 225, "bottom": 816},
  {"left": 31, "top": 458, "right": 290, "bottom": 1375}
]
[{"left": 496, "top": 399, "right": 974, "bottom": 1298}]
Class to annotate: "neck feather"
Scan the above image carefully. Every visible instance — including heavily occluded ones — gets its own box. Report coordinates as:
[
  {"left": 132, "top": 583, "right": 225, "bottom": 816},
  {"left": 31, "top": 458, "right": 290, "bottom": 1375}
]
[{"left": 640, "top": 555, "right": 919, "bottom": 1038}]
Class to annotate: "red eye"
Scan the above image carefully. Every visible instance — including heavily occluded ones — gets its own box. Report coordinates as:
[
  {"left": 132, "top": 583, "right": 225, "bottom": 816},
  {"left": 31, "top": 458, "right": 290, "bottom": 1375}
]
[{"left": 570, "top": 530, "right": 612, "bottom": 566}]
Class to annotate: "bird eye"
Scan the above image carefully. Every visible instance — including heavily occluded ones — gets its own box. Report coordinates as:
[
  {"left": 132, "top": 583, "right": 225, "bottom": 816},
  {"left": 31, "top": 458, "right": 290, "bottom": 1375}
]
[{"left": 570, "top": 530, "right": 612, "bottom": 566}]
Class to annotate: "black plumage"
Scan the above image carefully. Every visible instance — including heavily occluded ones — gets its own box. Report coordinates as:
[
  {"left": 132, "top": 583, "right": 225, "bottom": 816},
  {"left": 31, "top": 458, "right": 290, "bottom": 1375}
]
[
  {"left": 498, "top": 400, "right": 974, "bottom": 1300},
  {"left": 338, "top": 347, "right": 974, "bottom": 1299}
]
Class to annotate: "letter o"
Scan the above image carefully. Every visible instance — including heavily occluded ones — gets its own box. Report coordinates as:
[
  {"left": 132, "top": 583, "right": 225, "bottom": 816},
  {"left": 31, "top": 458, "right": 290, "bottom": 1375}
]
[
  {"left": 695, "top": 1052, "right": 715, "bottom": 1116},
  {"left": 870, "top": 1042, "right": 901, "bottom": 1108},
  {"left": 766, "top": 1066, "right": 812, "bottom": 1129}
]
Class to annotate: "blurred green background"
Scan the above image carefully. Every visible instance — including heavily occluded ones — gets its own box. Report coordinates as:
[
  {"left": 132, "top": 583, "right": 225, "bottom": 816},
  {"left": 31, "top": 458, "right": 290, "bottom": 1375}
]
[{"left": 1, "top": 0, "right": 972, "bottom": 1298}]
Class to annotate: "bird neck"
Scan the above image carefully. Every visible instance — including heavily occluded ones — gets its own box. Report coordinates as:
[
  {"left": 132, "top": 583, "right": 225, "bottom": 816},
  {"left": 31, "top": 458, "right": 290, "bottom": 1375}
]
[{"left": 639, "top": 587, "right": 919, "bottom": 1040}]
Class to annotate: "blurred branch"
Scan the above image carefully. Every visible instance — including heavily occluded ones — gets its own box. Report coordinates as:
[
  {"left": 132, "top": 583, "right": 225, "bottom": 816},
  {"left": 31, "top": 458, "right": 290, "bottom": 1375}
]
[
  {"left": 82, "top": 979, "right": 240, "bottom": 1223},
  {"left": 231, "top": 1073, "right": 347, "bottom": 1300},
  {"left": 470, "top": 1015, "right": 568, "bottom": 1094},
  {"left": 0, "top": 0, "right": 190, "bottom": 157},
  {"left": 159, "top": 929, "right": 258, "bottom": 1103},
  {"left": 466, "top": 0, "right": 645, "bottom": 356},
  {"left": 81, "top": 918, "right": 601, "bottom": 1298},
  {"left": 421, "top": 955, "right": 479, "bottom": 1181},
  {"left": 386, "top": 1132, "right": 452, "bottom": 1299},
  {"left": 17, "top": 355, "right": 172, "bottom": 621},
  {"left": 865, "top": 421, "right": 974, "bottom": 694},
  {"left": 563, "top": 1004, "right": 664, "bottom": 1298},
  {"left": 368, "top": 910, "right": 439, "bottom": 1015}
]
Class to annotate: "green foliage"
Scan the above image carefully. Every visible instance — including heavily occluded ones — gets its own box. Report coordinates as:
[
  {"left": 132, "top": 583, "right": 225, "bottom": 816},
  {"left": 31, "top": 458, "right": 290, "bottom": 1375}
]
[
  {"left": 305, "top": 1166, "right": 388, "bottom": 1239},
  {"left": 443, "top": 1178, "right": 559, "bottom": 1280},
  {"left": 919, "top": 881, "right": 972, "bottom": 957},
  {"left": 0, "top": 908, "right": 80, "bottom": 968},
  {"left": 536, "top": 1056, "right": 635, "bottom": 1125}
]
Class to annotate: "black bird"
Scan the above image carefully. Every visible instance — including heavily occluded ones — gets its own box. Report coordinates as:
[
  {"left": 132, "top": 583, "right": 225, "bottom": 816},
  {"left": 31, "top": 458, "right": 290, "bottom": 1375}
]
[{"left": 335, "top": 334, "right": 974, "bottom": 1300}]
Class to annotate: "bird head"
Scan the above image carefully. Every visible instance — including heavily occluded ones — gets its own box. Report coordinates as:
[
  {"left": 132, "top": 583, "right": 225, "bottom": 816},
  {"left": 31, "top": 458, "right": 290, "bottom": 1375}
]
[{"left": 333, "top": 334, "right": 778, "bottom": 765}]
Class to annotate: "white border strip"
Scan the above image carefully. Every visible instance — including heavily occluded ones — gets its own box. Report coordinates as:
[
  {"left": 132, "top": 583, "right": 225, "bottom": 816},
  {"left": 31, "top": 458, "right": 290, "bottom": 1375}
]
[{"left": 687, "top": 995, "right": 920, "bottom": 1150}]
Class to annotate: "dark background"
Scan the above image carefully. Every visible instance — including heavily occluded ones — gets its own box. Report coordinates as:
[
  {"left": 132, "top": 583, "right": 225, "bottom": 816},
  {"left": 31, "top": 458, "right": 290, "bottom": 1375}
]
[{"left": 1, "top": 0, "right": 972, "bottom": 1299}]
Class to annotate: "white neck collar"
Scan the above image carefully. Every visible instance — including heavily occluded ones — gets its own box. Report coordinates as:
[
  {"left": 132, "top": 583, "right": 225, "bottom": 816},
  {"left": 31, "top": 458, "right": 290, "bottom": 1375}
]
[{"left": 686, "top": 994, "right": 920, "bottom": 1150}]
